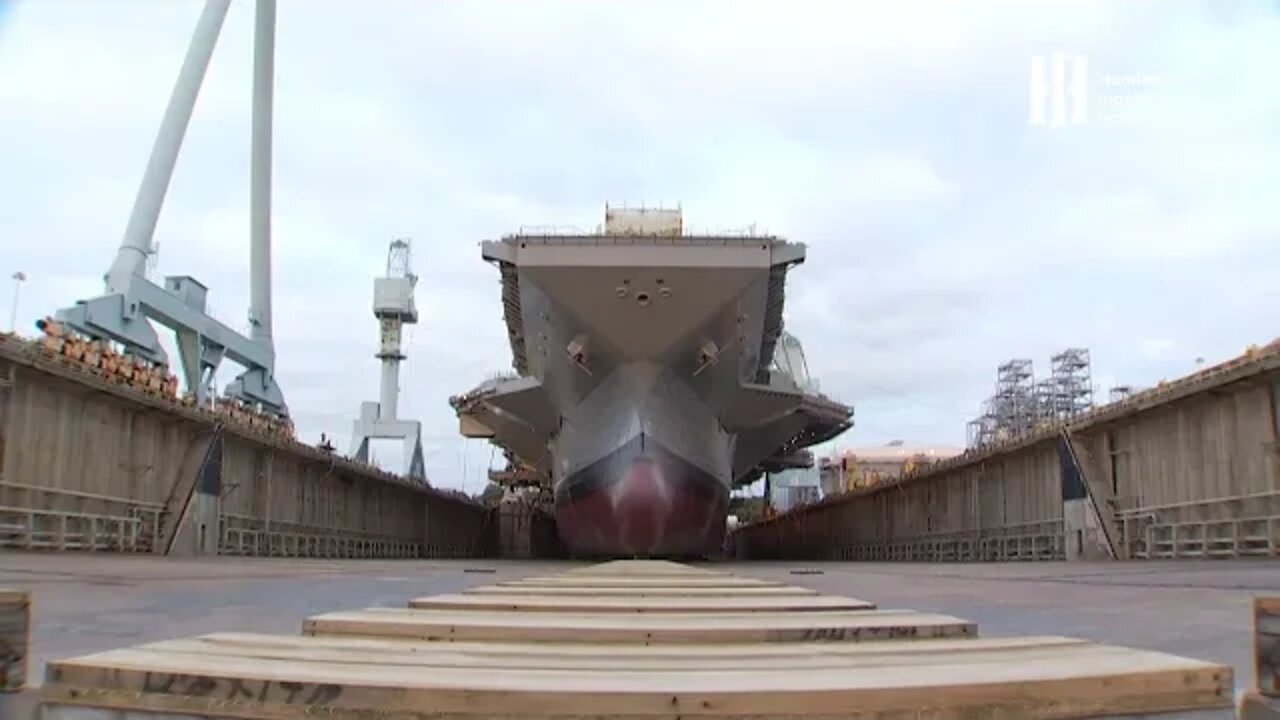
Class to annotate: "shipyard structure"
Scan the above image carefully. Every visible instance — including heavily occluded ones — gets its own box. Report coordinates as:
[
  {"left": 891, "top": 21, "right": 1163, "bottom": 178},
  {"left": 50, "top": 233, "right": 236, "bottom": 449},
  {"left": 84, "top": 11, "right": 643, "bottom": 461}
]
[{"left": 450, "top": 207, "right": 853, "bottom": 557}]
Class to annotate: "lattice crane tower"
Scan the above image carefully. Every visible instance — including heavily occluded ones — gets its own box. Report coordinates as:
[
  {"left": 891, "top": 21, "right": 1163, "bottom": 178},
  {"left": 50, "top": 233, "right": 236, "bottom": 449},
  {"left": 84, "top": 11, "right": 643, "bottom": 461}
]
[{"left": 350, "top": 239, "right": 427, "bottom": 483}]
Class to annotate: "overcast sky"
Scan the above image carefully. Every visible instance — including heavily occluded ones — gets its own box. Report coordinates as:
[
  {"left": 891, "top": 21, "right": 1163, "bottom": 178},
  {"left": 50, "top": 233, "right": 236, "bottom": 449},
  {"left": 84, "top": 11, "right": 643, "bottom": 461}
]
[{"left": 1, "top": 0, "right": 1276, "bottom": 493}]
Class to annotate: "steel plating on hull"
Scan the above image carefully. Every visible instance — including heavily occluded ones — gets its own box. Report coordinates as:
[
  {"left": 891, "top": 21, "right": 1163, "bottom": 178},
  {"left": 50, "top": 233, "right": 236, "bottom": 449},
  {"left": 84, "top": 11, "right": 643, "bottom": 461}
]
[{"left": 451, "top": 207, "right": 853, "bottom": 557}]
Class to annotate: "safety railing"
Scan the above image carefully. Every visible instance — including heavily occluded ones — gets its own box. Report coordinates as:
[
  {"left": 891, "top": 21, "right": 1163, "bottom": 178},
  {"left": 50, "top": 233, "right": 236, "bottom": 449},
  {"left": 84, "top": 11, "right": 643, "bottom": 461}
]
[
  {"left": 811, "top": 519, "right": 1066, "bottom": 562},
  {"left": 0, "top": 505, "right": 163, "bottom": 552},
  {"left": 0, "top": 481, "right": 164, "bottom": 552},
  {"left": 217, "top": 512, "right": 421, "bottom": 559},
  {"left": 1116, "top": 491, "right": 1280, "bottom": 559}
]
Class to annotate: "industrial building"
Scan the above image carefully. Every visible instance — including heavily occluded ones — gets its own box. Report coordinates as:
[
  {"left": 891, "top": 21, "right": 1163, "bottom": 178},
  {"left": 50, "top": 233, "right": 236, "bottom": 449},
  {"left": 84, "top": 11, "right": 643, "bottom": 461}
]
[{"left": 819, "top": 441, "right": 964, "bottom": 496}]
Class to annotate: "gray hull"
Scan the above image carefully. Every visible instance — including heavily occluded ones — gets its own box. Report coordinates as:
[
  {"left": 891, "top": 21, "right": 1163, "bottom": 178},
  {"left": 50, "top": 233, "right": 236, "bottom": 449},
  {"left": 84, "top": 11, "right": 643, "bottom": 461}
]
[{"left": 451, "top": 218, "right": 853, "bottom": 557}]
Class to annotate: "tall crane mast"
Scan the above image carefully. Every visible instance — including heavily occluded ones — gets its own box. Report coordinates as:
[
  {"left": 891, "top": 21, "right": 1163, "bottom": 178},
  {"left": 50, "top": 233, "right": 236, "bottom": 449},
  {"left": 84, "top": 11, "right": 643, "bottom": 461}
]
[{"left": 350, "top": 239, "right": 427, "bottom": 483}]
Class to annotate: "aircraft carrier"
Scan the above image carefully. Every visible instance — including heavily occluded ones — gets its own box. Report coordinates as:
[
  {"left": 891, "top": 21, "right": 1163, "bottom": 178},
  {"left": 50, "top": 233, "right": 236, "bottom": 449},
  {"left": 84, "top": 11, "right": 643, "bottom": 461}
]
[{"left": 451, "top": 206, "right": 853, "bottom": 557}]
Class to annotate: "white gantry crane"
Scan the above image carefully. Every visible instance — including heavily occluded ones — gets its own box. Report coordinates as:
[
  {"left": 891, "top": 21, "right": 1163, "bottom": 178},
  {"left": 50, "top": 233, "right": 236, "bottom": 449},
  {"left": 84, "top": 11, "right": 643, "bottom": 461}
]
[
  {"left": 53, "top": 0, "right": 287, "bottom": 416},
  {"left": 350, "top": 239, "right": 427, "bottom": 483}
]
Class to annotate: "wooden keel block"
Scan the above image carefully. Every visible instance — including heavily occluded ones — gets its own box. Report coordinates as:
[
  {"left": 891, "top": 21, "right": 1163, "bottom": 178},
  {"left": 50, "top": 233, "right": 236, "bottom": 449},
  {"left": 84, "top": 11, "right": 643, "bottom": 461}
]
[
  {"left": 563, "top": 560, "right": 727, "bottom": 577},
  {"left": 465, "top": 584, "right": 820, "bottom": 597},
  {"left": 302, "top": 608, "right": 974, "bottom": 645},
  {"left": 1241, "top": 690, "right": 1280, "bottom": 720},
  {"left": 0, "top": 589, "right": 30, "bottom": 692},
  {"left": 498, "top": 575, "right": 782, "bottom": 589},
  {"left": 117, "top": 631, "right": 1090, "bottom": 667},
  {"left": 408, "top": 593, "right": 875, "bottom": 613},
  {"left": 38, "top": 632, "right": 1234, "bottom": 719},
  {"left": 1258, "top": 597, "right": 1280, "bottom": 696}
]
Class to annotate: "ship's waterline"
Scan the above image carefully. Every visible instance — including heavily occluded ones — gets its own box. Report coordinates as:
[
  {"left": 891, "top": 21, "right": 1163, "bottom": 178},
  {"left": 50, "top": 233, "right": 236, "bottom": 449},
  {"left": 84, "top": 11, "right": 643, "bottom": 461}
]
[{"left": 555, "top": 434, "right": 729, "bottom": 557}]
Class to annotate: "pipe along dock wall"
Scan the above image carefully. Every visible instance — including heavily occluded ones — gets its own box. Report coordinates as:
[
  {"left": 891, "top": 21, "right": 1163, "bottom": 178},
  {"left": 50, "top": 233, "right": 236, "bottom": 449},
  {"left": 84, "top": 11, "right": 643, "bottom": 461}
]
[
  {"left": 0, "top": 336, "right": 491, "bottom": 558},
  {"left": 737, "top": 345, "right": 1280, "bottom": 561}
]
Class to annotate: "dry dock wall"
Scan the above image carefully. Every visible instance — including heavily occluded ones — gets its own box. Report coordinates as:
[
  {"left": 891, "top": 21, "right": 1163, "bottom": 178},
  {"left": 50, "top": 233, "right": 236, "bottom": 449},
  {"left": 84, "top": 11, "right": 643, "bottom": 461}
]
[
  {"left": 737, "top": 344, "right": 1280, "bottom": 561},
  {"left": 495, "top": 499, "right": 562, "bottom": 558},
  {"left": 0, "top": 336, "right": 490, "bottom": 558}
]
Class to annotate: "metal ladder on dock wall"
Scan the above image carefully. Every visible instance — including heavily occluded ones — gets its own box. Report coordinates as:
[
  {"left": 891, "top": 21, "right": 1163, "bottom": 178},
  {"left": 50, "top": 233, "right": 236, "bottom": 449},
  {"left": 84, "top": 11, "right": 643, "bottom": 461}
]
[{"left": 1059, "top": 428, "right": 1118, "bottom": 559}]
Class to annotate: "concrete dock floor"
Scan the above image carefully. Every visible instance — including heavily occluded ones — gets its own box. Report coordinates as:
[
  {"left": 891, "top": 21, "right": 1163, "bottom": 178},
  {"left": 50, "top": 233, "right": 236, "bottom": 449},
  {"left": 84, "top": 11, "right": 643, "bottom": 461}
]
[{"left": 1, "top": 553, "right": 1275, "bottom": 694}]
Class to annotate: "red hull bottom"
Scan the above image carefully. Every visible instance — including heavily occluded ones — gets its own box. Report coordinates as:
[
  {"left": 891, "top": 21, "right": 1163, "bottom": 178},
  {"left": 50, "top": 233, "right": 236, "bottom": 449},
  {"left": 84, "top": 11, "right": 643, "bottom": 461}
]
[{"left": 553, "top": 436, "right": 728, "bottom": 558}]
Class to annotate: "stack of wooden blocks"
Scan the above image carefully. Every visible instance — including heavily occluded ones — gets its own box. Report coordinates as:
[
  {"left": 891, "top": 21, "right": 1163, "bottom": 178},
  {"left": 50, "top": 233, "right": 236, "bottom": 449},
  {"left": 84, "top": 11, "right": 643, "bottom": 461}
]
[
  {"left": 25, "top": 319, "right": 296, "bottom": 442},
  {"left": 1240, "top": 598, "right": 1280, "bottom": 719},
  {"left": 26, "top": 560, "right": 1250, "bottom": 718},
  {"left": 0, "top": 589, "right": 32, "bottom": 718},
  {"left": 35, "top": 319, "right": 179, "bottom": 401}
]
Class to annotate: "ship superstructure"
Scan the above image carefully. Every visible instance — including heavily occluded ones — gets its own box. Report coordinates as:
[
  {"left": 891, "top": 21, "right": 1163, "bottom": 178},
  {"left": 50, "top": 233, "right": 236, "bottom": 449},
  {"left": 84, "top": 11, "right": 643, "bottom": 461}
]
[{"left": 451, "top": 206, "right": 852, "bottom": 557}]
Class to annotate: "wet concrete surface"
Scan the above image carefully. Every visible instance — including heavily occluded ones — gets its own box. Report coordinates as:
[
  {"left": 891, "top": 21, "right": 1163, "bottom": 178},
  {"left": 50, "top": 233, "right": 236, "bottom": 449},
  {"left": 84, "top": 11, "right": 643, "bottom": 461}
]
[{"left": 1, "top": 553, "right": 1275, "bottom": 694}]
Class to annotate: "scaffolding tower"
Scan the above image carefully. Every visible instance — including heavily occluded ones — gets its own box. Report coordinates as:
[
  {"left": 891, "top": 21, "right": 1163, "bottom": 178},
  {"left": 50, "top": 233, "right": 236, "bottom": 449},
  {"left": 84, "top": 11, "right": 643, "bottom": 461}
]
[
  {"left": 966, "top": 348, "right": 1096, "bottom": 448},
  {"left": 965, "top": 406, "right": 998, "bottom": 448},
  {"left": 993, "top": 358, "right": 1038, "bottom": 439},
  {"left": 1049, "top": 348, "right": 1093, "bottom": 418}
]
